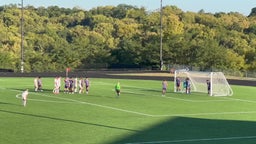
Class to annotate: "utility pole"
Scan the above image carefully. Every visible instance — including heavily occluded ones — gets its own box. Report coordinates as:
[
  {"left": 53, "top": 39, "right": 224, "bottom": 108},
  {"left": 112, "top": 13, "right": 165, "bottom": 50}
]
[
  {"left": 160, "top": 0, "right": 163, "bottom": 70},
  {"left": 20, "top": 0, "right": 24, "bottom": 73}
]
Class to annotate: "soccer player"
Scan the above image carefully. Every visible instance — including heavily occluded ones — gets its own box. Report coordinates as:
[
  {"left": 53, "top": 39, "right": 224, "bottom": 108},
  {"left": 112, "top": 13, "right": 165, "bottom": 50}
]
[
  {"left": 69, "top": 77, "right": 74, "bottom": 94},
  {"left": 115, "top": 81, "right": 121, "bottom": 97},
  {"left": 53, "top": 76, "right": 58, "bottom": 94},
  {"left": 37, "top": 77, "right": 43, "bottom": 91},
  {"left": 176, "top": 77, "right": 181, "bottom": 92},
  {"left": 53, "top": 76, "right": 61, "bottom": 94},
  {"left": 64, "top": 77, "right": 70, "bottom": 93},
  {"left": 57, "top": 76, "right": 61, "bottom": 93},
  {"left": 162, "top": 80, "right": 168, "bottom": 96},
  {"left": 34, "top": 77, "right": 38, "bottom": 92},
  {"left": 85, "top": 77, "right": 90, "bottom": 94},
  {"left": 22, "top": 89, "right": 29, "bottom": 107},
  {"left": 185, "top": 77, "right": 191, "bottom": 94},
  {"left": 74, "top": 77, "right": 78, "bottom": 93},
  {"left": 78, "top": 77, "right": 84, "bottom": 94},
  {"left": 206, "top": 80, "right": 211, "bottom": 95}
]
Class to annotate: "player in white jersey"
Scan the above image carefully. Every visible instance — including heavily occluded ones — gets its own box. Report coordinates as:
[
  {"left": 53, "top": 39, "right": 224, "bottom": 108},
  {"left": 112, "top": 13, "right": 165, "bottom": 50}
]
[
  {"left": 53, "top": 76, "right": 61, "bottom": 94},
  {"left": 74, "top": 77, "right": 78, "bottom": 93},
  {"left": 22, "top": 89, "right": 29, "bottom": 107},
  {"left": 37, "top": 77, "right": 43, "bottom": 91},
  {"left": 57, "top": 77, "right": 61, "bottom": 93},
  {"left": 78, "top": 77, "right": 84, "bottom": 94},
  {"left": 162, "top": 80, "right": 168, "bottom": 96},
  {"left": 34, "top": 77, "right": 38, "bottom": 91}
]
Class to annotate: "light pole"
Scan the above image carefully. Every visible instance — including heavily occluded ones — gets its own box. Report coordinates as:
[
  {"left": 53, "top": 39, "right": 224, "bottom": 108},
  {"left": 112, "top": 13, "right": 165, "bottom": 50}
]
[
  {"left": 160, "top": 0, "right": 163, "bottom": 70},
  {"left": 20, "top": 0, "right": 24, "bottom": 73}
]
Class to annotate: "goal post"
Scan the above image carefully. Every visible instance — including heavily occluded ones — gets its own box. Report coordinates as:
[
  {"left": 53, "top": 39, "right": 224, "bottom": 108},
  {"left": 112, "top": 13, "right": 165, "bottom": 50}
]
[{"left": 174, "top": 70, "right": 233, "bottom": 96}]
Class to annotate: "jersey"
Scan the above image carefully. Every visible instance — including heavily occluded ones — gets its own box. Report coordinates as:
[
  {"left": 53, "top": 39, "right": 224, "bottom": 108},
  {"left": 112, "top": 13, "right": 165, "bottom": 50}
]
[
  {"left": 85, "top": 79, "right": 90, "bottom": 87},
  {"left": 34, "top": 78, "right": 38, "bottom": 87},
  {"left": 176, "top": 78, "right": 181, "bottom": 87},
  {"left": 115, "top": 83, "right": 121, "bottom": 90},
  {"left": 162, "top": 81, "right": 168, "bottom": 90},
  {"left": 22, "top": 90, "right": 28, "bottom": 100}
]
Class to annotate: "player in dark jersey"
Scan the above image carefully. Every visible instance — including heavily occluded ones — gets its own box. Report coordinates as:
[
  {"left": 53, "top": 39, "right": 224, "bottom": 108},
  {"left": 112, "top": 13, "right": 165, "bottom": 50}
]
[
  {"left": 69, "top": 77, "right": 74, "bottom": 94},
  {"left": 85, "top": 77, "right": 90, "bottom": 94},
  {"left": 176, "top": 77, "right": 181, "bottom": 92},
  {"left": 185, "top": 77, "right": 191, "bottom": 94},
  {"left": 206, "top": 80, "right": 211, "bottom": 95},
  {"left": 64, "top": 77, "right": 70, "bottom": 93}
]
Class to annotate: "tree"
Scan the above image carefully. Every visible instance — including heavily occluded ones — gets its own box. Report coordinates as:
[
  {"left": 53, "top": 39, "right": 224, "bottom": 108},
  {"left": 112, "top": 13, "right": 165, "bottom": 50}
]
[
  {"left": 248, "top": 7, "right": 256, "bottom": 17},
  {"left": 0, "top": 4, "right": 255, "bottom": 72}
]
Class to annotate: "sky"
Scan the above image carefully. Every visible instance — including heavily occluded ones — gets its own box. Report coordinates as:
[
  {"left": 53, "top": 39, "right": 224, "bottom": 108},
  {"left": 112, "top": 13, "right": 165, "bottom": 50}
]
[{"left": 0, "top": 0, "right": 256, "bottom": 16}]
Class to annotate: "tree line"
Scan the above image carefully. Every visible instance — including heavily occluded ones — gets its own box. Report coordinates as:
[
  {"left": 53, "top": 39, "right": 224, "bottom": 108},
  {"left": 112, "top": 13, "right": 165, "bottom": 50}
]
[{"left": 0, "top": 4, "right": 256, "bottom": 72}]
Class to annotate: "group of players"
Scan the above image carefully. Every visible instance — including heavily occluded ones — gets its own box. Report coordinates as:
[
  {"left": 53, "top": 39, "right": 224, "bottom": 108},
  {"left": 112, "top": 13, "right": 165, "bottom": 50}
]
[
  {"left": 23, "top": 76, "right": 121, "bottom": 106},
  {"left": 33, "top": 76, "right": 90, "bottom": 95},
  {"left": 33, "top": 76, "right": 43, "bottom": 92},
  {"left": 53, "top": 76, "right": 90, "bottom": 94},
  {"left": 175, "top": 77, "right": 191, "bottom": 94},
  {"left": 161, "top": 78, "right": 192, "bottom": 96},
  {"left": 175, "top": 77, "right": 211, "bottom": 95},
  {"left": 22, "top": 76, "right": 90, "bottom": 107}
]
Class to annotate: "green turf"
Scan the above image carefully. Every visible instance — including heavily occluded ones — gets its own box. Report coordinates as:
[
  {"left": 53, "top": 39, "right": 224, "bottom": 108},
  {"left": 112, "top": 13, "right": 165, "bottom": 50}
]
[{"left": 0, "top": 77, "right": 256, "bottom": 144}]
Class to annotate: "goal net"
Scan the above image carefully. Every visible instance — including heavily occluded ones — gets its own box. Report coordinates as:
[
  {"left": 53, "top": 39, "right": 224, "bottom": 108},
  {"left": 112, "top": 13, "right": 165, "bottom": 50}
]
[{"left": 174, "top": 69, "right": 233, "bottom": 96}]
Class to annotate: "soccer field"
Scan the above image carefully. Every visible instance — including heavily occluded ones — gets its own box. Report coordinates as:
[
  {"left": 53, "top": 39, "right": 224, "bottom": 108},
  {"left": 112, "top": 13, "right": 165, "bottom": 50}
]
[{"left": 1, "top": 77, "right": 256, "bottom": 144}]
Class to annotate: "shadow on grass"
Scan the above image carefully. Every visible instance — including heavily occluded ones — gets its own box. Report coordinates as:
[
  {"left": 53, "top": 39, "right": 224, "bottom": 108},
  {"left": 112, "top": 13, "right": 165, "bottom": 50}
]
[
  {"left": 0, "top": 101, "right": 20, "bottom": 106},
  {"left": 80, "top": 92, "right": 118, "bottom": 99},
  {"left": 124, "top": 86, "right": 161, "bottom": 93},
  {"left": 109, "top": 117, "right": 256, "bottom": 144},
  {"left": 0, "top": 109, "right": 138, "bottom": 132},
  {"left": 10, "top": 88, "right": 54, "bottom": 93}
]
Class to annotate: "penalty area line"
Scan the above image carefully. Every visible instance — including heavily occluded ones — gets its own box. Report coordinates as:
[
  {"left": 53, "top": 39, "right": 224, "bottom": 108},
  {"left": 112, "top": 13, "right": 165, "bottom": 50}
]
[{"left": 125, "top": 135, "right": 256, "bottom": 144}]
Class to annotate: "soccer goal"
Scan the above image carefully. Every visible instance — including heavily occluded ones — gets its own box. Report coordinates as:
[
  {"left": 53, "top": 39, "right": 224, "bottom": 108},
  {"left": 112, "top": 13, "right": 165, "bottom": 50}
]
[{"left": 174, "top": 69, "right": 233, "bottom": 96}]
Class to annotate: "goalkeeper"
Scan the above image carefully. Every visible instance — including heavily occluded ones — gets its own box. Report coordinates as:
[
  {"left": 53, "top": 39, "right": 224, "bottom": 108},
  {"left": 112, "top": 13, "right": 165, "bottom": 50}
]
[{"left": 115, "top": 81, "right": 121, "bottom": 97}]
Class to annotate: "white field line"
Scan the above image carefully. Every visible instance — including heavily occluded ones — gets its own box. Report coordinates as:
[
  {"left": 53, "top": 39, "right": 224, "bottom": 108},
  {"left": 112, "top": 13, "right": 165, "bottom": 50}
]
[
  {"left": 14, "top": 90, "right": 154, "bottom": 117},
  {"left": 162, "top": 95, "right": 233, "bottom": 102},
  {"left": 125, "top": 135, "right": 256, "bottom": 144},
  {"left": 13, "top": 90, "right": 256, "bottom": 118},
  {"left": 122, "top": 89, "right": 232, "bottom": 103},
  {"left": 221, "top": 97, "right": 256, "bottom": 104},
  {"left": 99, "top": 81, "right": 233, "bottom": 103},
  {"left": 16, "top": 94, "right": 76, "bottom": 104}
]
